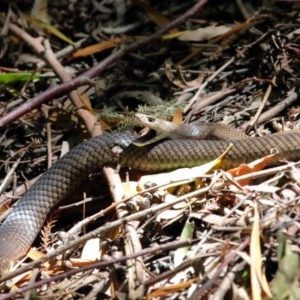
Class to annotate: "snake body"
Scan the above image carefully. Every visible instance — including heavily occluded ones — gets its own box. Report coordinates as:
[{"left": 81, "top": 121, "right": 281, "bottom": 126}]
[{"left": 1, "top": 130, "right": 300, "bottom": 275}]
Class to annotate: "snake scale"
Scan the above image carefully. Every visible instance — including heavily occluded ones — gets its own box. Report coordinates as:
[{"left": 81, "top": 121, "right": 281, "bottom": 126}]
[{"left": 1, "top": 129, "right": 300, "bottom": 275}]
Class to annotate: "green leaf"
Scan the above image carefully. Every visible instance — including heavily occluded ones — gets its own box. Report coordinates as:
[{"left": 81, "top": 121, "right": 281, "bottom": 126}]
[
  {"left": 265, "top": 233, "right": 300, "bottom": 300},
  {"left": 0, "top": 72, "right": 43, "bottom": 84},
  {"left": 173, "top": 220, "right": 194, "bottom": 267}
]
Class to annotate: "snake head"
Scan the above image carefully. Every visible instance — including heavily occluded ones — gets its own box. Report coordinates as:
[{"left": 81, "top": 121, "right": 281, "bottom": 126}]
[{"left": 134, "top": 113, "right": 173, "bottom": 146}]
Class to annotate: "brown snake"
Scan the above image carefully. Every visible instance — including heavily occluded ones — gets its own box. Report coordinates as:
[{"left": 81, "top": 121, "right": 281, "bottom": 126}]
[{"left": 0, "top": 128, "right": 300, "bottom": 276}]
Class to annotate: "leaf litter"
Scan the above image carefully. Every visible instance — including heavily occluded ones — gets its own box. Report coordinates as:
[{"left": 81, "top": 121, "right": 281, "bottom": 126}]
[{"left": 0, "top": 1, "right": 300, "bottom": 299}]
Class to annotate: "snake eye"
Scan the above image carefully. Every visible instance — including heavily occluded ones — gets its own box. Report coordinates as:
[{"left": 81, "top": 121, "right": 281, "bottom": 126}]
[{"left": 147, "top": 117, "right": 155, "bottom": 123}]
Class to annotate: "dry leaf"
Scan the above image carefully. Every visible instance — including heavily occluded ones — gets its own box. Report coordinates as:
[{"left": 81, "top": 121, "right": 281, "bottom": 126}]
[
  {"left": 172, "top": 108, "right": 183, "bottom": 124},
  {"left": 200, "top": 214, "right": 236, "bottom": 226},
  {"left": 178, "top": 25, "right": 232, "bottom": 42},
  {"left": 156, "top": 208, "right": 185, "bottom": 222},
  {"left": 26, "top": 16, "right": 75, "bottom": 45},
  {"left": 133, "top": 0, "right": 177, "bottom": 33},
  {"left": 228, "top": 153, "right": 276, "bottom": 185},
  {"left": 31, "top": 0, "right": 49, "bottom": 23},
  {"left": 81, "top": 238, "right": 100, "bottom": 260},
  {"left": 250, "top": 204, "right": 272, "bottom": 299},
  {"left": 138, "top": 163, "right": 215, "bottom": 190},
  {"left": 72, "top": 38, "right": 122, "bottom": 58}
]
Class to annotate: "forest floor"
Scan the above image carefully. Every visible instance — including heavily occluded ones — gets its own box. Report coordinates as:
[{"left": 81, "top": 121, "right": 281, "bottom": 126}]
[{"left": 0, "top": 1, "right": 300, "bottom": 299}]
